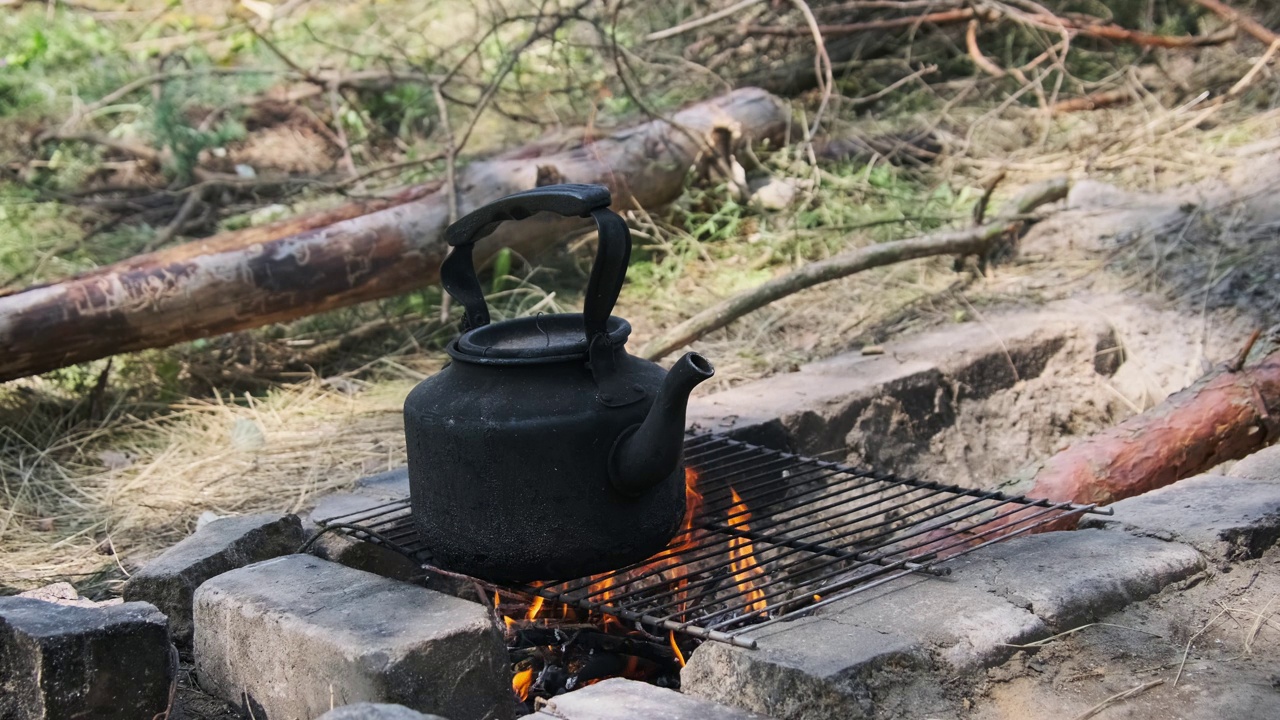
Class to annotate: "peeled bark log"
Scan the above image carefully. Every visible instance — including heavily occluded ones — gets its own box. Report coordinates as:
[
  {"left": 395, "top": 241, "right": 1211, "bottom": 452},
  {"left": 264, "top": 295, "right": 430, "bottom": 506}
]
[
  {"left": 1028, "top": 350, "right": 1280, "bottom": 508},
  {"left": 922, "top": 339, "right": 1280, "bottom": 551},
  {"left": 0, "top": 88, "right": 789, "bottom": 383}
]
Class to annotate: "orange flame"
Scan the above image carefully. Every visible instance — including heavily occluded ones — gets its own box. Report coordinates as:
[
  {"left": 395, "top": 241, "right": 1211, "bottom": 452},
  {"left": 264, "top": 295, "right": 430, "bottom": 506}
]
[
  {"left": 558, "top": 466, "right": 709, "bottom": 634},
  {"left": 727, "top": 487, "right": 768, "bottom": 615},
  {"left": 512, "top": 667, "right": 533, "bottom": 701},
  {"left": 526, "top": 595, "right": 545, "bottom": 621},
  {"left": 669, "top": 631, "right": 686, "bottom": 667}
]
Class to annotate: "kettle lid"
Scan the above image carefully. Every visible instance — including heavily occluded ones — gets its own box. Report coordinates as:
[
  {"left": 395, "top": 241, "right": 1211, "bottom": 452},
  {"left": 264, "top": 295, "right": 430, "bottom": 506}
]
[{"left": 452, "top": 313, "right": 631, "bottom": 363}]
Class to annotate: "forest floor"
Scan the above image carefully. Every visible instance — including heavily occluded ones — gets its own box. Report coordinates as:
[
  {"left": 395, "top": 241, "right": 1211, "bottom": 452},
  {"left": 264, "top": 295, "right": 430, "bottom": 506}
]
[
  {"left": 2, "top": 3, "right": 1280, "bottom": 718},
  {"left": 0, "top": 1, "right": 1278, "bottom": 684},
  {"left": 2, "top": 0, "right": 1280, "bottom": 594}
]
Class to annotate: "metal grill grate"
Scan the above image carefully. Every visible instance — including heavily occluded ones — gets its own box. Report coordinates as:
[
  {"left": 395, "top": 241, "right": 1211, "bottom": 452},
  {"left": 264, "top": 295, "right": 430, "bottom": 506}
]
[{"left": 315, "top": 434, "right": 1107, "bottom": 648}]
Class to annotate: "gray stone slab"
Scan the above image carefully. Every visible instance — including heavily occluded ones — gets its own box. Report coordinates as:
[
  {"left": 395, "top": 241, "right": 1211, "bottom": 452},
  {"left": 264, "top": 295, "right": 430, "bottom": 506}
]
[
  {"left": 354, "top": 467, "right": 410, "bottom": 499},
  {"left": 16, "top": 582, "right": 122, "bottom": 609},
  {"left": 306, "top": 493, "right": 427, "bottom": 584},
  {"left": 194, "top": 554, "right": 510, "bottom": 720},
  {"left": 685, "top": 528, "right": 1203, "bottom": 720},
  {"left": 1084, "top": 474, "right": 1280, "bottom": 563},
  {"left": 123, "top": 513, "right": 304, "bottom": 646},
  {"left": 0, "top": 597, "right": 175, "bottom": 720},
  {"left": 952, "top": 528, "right": 1204, "bottom": 629},
  {"left": 522, "top": 678, "right": 776, "bottom": 720},
  {"left": 687, "top": 310, "right": 1108, "bottom": 457},
  {"left": 310, "top": 491, "right": 396, "bottom": 525},
  {"left": 815, "top": 573, "right": 1049, "bottom": 672},
  {"left": 318, "top": 703, "right": 450, "bottom": 720},
  {"left": 1229, "top": 444, "right": 1280, "bottom": 482},
  {"left": 681, "top": 615, "right": 945, "bottom": 720}
]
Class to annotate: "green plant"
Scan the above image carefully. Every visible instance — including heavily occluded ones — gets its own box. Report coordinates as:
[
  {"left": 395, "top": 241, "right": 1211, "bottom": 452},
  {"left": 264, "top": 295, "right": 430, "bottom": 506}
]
[{"left": 148, "top": 79, "right": 244, "bottom": 183}]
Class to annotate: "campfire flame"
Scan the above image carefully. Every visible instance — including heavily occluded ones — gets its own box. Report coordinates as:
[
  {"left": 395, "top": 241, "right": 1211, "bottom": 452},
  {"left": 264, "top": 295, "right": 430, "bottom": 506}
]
[
  {"left": 727, "top": 487, "right": 768, "bottom": 615},
  {"left": 512, "top": 667, "right": 533, "bottom": 701},
  {"left": 500, "top": 465, "right": 775, "bottom": 706},
  {"left": 669, "top": 630, "right": 686, "bottom": 667},
  {"left": 526, "top": 594, "right": 545, "bottom": 621}
]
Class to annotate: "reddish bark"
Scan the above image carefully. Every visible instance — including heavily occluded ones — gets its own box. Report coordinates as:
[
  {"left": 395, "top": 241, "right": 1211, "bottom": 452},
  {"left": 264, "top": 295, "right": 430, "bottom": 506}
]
[
  {"left": 1028, "top": 354, "right": 1280, "bottom": 508},
  {"left": 923, "top": 350, "right": 1280, "bottom": 553}
]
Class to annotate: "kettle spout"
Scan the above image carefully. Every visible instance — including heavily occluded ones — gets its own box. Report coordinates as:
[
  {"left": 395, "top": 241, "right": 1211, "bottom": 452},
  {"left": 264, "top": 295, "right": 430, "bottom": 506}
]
[{"left": 610, "top": 352, "right": 715, "bottom": 496}]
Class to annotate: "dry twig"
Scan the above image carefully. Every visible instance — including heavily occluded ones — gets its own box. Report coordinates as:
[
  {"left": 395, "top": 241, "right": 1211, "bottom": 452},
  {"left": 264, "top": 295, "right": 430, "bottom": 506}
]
[
  {"left": 640, "top": 179, "right": 1069, "bottom": 360},
  {"left": 645, "top": 0, "right": 765, "bottom": 42},
  {"left": 1072, "top": 680, "right": 1164, "bottom": 720},
  {"left": 1192, "top": 0, "right": 1280, "bottom": 46},
  {"left": 749, "top": 8, "right": 977, "bottom": 36}
]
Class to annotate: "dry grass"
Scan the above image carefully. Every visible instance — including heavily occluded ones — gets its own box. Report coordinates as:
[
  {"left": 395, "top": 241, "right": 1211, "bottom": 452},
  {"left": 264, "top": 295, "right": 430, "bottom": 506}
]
[
  {"left": 4, "top": 32, "right": 1280, "bottom": 598},
  {"left": 0, "top": 376, "right": 424, "bottom": 597}
]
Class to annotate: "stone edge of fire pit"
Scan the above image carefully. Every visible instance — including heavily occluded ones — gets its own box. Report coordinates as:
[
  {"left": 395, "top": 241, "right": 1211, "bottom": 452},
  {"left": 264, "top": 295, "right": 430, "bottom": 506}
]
[
  {"left": 686, "top": 304, "right": 1119, "bottom": 456},
  {"left": 680, "top": 453, "right": 1280, "bottom": 720},
  {"left": 1081, "top": 471, "right": 1280, "bottom": 565},
  {"left": 519, "top": 677, "right": 779, "bottom": 720},
  {"left": 681, "top": 529, "right": 1205, "bottom": 720},
  {"left": 193, "top": 554, "right": 513, "bottom": 720}
]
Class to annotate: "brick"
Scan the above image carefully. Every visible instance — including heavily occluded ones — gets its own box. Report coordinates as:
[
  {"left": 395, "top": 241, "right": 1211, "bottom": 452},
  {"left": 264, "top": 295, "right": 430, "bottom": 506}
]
[
  {"left": 317, "top": 703, "right": 450, "bottom": 720},
  {"left": 681, "top": 615, "right": 942, "bottom": 720},
  {"left": 306, "top": 493, "right": 426, "bottom": 584},
  {"left": 522, "top": 678, "right": 776, "bottom": 720},
  {"left": 0, "top": 597, "right": 174, "bottom": 720},
  {"left": 813, "top": 573, "right": 1048, "bottom": 672},
  {"left": 353, "top": 467, "right": 410, "bottom": 499},
  {"left": 193, "top": 554, "right": 511, "bottom": 720},
  {"left": 953, "top": 528, "right": 1204, "bottom": 629},
  {"left": 1228, "top": 444, "right": 1280, "bottom": 482},
  {"left": 687, "top": 311, "right": 1106, "bottom": 457},
  {"left": 124, "top": 513, "right": 304, "bottom": 646},
  {"left": 1085, "top": 474, "right": 1280, "bottom": 563}
]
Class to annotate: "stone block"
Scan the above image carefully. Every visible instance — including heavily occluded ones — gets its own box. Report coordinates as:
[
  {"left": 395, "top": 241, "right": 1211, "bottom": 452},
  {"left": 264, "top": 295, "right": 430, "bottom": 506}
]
[
  {"left": 815, "top": 573, "right": 1048, "bottom": 672},
  {"left": 306, "top": 493, "right": 424, "bottom": 584},
  {"left": 953, "top": 528, "right": 1204, "bottom": 629},
  {"left": 354, "top": 467, "right": 410, "bottom": 499},
  {"left": 681, "top": 615, "right": 943, "bottom": 720},
  {"left": 1084, "top": 474, "right": 1280, "bottom": 563},
  {"left": 17, "top": 582, "right": 123, "bottom": 609},
  {"left": 194, "top": 554, "right": 510, "bottom": 720},
  {"left": 318, "top": 703, "right": 450, "bottom": 720},
  {"left": 687, "top": 309, "right": 1105, "bottom": 458},
  {"left": 1228, "top": 444, "right": 1280, "bottom": 482},
  {"left": 522, "top": 678, "right": 776, "bottom": 720},
  {"left": 0, "top": 597, "right": 175, "bottom": 720},
  {"left": 124, "top": 513, "right": 304, "bottom": 646}
]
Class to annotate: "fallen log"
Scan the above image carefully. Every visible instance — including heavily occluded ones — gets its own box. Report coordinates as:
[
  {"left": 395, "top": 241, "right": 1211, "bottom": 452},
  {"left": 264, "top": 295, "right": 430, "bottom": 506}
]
[
  {"left": 0, "top": 88, "right": 789, "bottom": 383},
  {"left": 639, "top": 178, "right": 1070, "bottom": 361},
  {"left": 1026, "top": 336, "right": 1280, "bottom": 510},
  {"left": 922, "top": 331, "right": 1280, "bottom": 551}
]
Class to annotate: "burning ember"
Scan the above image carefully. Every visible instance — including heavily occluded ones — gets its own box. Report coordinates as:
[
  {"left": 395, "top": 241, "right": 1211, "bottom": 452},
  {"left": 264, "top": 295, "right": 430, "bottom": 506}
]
[{"left": 501, "top": 466, "right": 771, "bottom": 712}]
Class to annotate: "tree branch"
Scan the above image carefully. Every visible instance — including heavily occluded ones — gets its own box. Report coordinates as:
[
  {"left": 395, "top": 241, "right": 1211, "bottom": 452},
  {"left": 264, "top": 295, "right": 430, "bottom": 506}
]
[
  {"left": 640, "top": 179, "right": 1070, "bottom": 361},
  {"left": 1191, "top": 0, "right": 1280, "bottom": 46}
]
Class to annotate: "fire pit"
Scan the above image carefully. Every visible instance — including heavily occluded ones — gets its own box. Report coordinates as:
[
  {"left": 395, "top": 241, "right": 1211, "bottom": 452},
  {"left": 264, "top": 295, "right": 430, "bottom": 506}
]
[{"left": 315, "top": 433, "right": 1103, "bottom": 710}]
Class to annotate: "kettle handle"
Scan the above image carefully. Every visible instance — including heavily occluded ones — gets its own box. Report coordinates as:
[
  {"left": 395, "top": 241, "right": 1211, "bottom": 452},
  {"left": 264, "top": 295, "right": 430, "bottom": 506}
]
[{"left": 440, "top": 184, "right": 631, "bottom": 340}]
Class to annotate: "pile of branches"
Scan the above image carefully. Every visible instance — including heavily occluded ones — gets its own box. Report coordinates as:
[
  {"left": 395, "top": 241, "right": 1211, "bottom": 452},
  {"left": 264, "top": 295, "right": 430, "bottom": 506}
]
[
  {"left": 641, "top": 0, "right": 1279, "bottom": 110},
  {"left": 3, "top": 0, "right": 1279, "bottom": 386}
]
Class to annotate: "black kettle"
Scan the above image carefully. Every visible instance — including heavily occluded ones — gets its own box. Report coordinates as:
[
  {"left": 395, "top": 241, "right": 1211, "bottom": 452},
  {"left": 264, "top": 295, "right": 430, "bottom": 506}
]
[{"left": 403, "top": 184, "right": 714, "bottom": 582}]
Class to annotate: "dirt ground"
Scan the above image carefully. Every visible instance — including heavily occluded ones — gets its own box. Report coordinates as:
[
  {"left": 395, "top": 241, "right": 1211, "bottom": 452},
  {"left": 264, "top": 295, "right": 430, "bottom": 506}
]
[{"left": 965, "top": 543, "right": 1280, "bottom": 720}]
